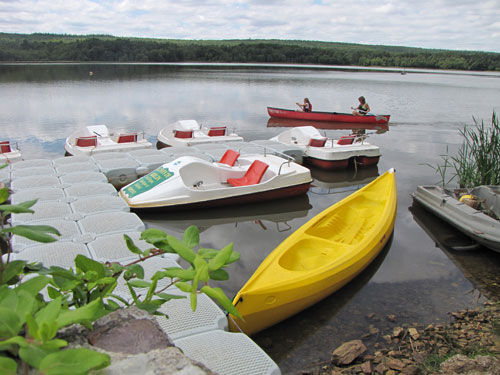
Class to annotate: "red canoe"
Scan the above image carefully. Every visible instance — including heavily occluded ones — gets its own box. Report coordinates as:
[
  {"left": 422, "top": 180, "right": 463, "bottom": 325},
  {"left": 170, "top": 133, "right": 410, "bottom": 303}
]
[{"left": 267, "top": 107, "right": 390, "bottom": 124}]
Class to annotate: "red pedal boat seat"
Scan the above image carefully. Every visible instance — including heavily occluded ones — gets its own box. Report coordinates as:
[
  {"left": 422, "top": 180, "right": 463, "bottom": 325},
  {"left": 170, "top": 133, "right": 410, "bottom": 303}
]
[
  {"left": 0, "top": 141, "right": 11, "bottom": 153},
  {"left": 174, "top": 130, "right": 193, "bottom": 139},
  {"left": 308, "top": 138, "right": 327, "bottom": 147},
  {"left": 76, "top": 136, "right": 97, "bottom": 147},
  {"left": 337, "top": 136, "right": 355, "bottom": 145},
  {"left": 208, "top": 126, "right": 226, "bottom": 136},
  {"left": 219, "top": 149, "right": 240, "bottom": 166},
  {"left": 227, "top": 160, "right": 269, "bottom": 187},
  {"left": 117, "top": 133, "right": 137, "bottom": 143}
]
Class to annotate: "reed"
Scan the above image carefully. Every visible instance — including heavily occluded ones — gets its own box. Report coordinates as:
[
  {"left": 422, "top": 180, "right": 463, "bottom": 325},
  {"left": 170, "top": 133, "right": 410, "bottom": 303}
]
[{"left": 451, "top": 112, "right": 500, "bottom": 188}]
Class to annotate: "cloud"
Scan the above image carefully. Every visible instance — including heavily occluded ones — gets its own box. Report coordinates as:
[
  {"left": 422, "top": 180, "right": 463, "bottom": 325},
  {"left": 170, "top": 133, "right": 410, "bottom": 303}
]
[{"left": 0, "top": 0, "right": 498, "bottom": 52}]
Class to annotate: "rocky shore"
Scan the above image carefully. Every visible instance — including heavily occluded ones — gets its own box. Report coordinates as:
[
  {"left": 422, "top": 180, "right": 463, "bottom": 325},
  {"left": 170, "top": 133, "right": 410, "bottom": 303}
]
[{"left": 301, "top": 300, "right": 500, "bottom": 375}]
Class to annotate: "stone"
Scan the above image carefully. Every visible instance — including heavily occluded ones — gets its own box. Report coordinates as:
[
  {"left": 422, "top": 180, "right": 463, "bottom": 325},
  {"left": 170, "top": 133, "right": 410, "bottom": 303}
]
[
  {"left": 387, "top": 357, "right": 405, "bottom": 371},
  {"left": 401, "top": 366, "right": 419, "bottom": 375},
  {"left": 369, "top": 325, "right": 379, "bottom": 335},
  {"left": 408, "top": 328, "right": 420, "bottom": 340},
  {"left": 360, "top": 361, "right": 372, "bottom": 374},
  {"left": 386, "top": 314, "right": 397, "bottom": 322},
  {"left": 440, "top": 354, "right": 500, "bottom": 375},
  {"left": 392, "top": 327, "right": 404, "bottom": 338},
  {"left": 331, "top": 340, "right": 367, "bottom": 365},
  {"left": 374, "top": 362, "right": 387, "bottom": 374},
  {"left": 88, "top": 307, "right": 172, "bottom": 354}
]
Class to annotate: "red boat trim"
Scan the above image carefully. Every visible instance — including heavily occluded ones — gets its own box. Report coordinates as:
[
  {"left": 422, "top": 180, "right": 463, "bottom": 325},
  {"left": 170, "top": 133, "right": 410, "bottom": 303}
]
[
  {"left": 129, "top": 182, "right": 312, "bottom": 211},
  {"left": 305, "top": 157, "right": 349, "bottom": 170},
  {"left": 355, "top": 156, "right": 380, "bottom": 167}
]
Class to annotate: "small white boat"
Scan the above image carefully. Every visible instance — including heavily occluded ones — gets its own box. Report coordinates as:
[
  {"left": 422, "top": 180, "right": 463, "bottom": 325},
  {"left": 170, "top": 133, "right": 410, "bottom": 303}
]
[
  {"left": 65, "top": 125, "right": 153, "bottom": 156},
  {"left": 0, "top": 140, "right": 22, "bottom": 163},
  {"left": 119, "top": 150, "right": 312, "bottom": 210},
  {"left": 157, "top": 120, "right": 243, "bottom": 148},
  {"left": 270, "top": 126, "right": 381, "bottom": 170},
  {"left": 413, "top": 185, "right": 500, "bottom": 253}
]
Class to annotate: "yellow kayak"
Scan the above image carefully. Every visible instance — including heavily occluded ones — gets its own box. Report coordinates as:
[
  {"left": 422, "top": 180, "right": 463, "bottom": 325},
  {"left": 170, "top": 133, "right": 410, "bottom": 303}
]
[{"left": 229, "top": 169, "right": 397, "bottom": 335}]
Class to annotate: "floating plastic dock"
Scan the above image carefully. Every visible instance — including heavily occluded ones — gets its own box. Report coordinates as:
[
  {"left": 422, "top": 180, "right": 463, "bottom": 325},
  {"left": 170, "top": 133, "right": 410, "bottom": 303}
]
[{"left": 4, "top": 149, "right": 281, "bottom": 375}]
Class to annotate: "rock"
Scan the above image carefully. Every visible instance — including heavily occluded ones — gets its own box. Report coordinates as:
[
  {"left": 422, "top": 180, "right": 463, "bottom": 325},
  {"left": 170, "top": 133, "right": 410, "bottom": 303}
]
[
  {"left": 387, "top": 357, "right": 405, "bottom": 371},
  {"left": 408, "top": 328, "right": 419, "bottom": 340},
  {"left": 88, "top": 307, "right": 172, "bottom": 354},
  {"left": 401, "top": 365, "right": 419, "bottom": 375},
  {"left": 386, "top": 314, "right": 397, "bottom": 322},
  {"left": 360, "top": 361, "right": 372, "bottom": 374},
  {"left": 440, "top": 354, "right": 500, "bottom": 375},
  {"left": 366, "top": 313, "right": 376, "bottom": 319},
  {"left": 331, "top": 340, "right": 367, "bottom": 365},
  {"left": 369, "top": 325, "right": 379, "bottom": 335},
  {"left": 392, "top": 327, "right": 404, "bottom": 338}
]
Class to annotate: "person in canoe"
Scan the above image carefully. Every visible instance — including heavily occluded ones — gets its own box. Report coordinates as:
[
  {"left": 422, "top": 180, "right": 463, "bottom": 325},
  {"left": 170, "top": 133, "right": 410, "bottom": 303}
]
[
  {"left": 352, "top": 96, "right": 370, "bottom": 116},
  {"left": 296, "top": 98, "right": 312, "bottom": 112}
]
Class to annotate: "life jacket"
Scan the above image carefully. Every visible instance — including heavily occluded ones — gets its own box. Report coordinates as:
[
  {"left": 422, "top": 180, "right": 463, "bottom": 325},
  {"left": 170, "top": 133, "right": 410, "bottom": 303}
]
[{"left": 305, "top": 102, "right": 312, "bottom": 112}]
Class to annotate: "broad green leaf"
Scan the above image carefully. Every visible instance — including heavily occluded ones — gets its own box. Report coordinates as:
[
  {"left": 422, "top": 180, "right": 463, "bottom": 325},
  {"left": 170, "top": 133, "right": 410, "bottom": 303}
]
[
  {"left": 35, "top": 298, "right": 61, "bottom": 326},
  {"left": 57, "top": 299, "right": 102, "bottom": 328},
  {"left": 15, "top": 275, "right": 50, "bottom": 296},
  {"left": 123, "top": 264, "right": 144, "bottom": 280},
  {"left": 108, "top": 294, "right": 130, "bottom": 306},
  {"left": 47, "top": 286, "right": 62, "bottom": 299},
  {"left": 140, "top": 228, "right": 174, "bottom": 251},
  {"left": 198, "top": 248, "right": 218, "bottom": 259},
  {"left": 39, "top": 320, "right": 58, "bottom": 342},
  {"left": 190, "top": 292, "right": 197, "bottom": 311},
  {"left": 19, "top": 344, "right": 55, "bottom": 369},
  {"left": 155, "top": 292, "right": 186, "bottom": 301},
  {"left": 51, "top": 275, "right": 80, "bottom": 291},
  {"left": 201, "top": 286, "right": 242, "bottom": 319},
  {"left": 47, "top": 266, "right": 79, "bottom": 280},
  {"left": 207, "top": 243, "right": 233, "bottom": 271},
  {"left": 40, "top": 339, "right": 68, "bottom": 350},
  {"left": 227, "top": 251, "right": 240, "bottom": 264},
  {"left": 175, "top": 281, "right": 192, "bottom": 293},
  {"left": 127, "top": 280, "right": 151, "bottom": 288},
  {"left": 0, "top": 335, "right": 28, "bottom": 350},
  {"left": 135, "top": 301, "right": 162, "bottom": 314},
  {"left": 75, "top": 255, "right": 107, "bottom": 279},
  {"left": 26, "top": 314, "right": 39, "bottom": 340},
  {"left": 209, "top": 269, "right": 229, "bottom": 280},
  {"left": 0, "top": 356, "right": 17, "bottom": 375},
  {"left": 105, "top": 299, "right": 121, "bottom": 310},
  {"left": 193, "top": 255, "right": 209, "bottom": 283},
  {"left": 1, "top": 225, "right": 60, "bottom": 243},
  {"left": 1, "top": 260, "right": 27, "bottom": 284},
  {"left": 160, "top": 267, "right": 196, "bottom": 280},
  {"left": 123, "top": 234, "right": 143, "bottom": 255},
  {"left": 0, "top": 286, "right": 16, "bottom": 308},
  {"left": 166, "top": 235, "right": 196, "bottom": 263},
  {"left": 13, "top": 290, "right": 38, "bottom": 326},
  {"left": 39, "top": 348, "right": 110, "bottom": 375},
  {"left": 182, "top": 225, "right": 199, "bottom": 248},
  {"left": 0, "top": 187, "right": 9, "bottom": 205},
  {"left": 0, "top": 307, "right": 22, "bottom": 338},
  {"left": 0, "top": 199, "right": 37, "bottom": 214}
]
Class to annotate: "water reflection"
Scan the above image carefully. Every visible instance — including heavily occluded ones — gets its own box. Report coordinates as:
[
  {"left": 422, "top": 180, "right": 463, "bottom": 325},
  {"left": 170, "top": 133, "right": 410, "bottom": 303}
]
[
  {"left": 267, "top": 117, "right": 389, "bottom": 132},
  {"left": 410, "top": 202, "right": 500, "bottom": 300},
  {"left": 310, "top": 165, "right": 379, "bottom": 192}
]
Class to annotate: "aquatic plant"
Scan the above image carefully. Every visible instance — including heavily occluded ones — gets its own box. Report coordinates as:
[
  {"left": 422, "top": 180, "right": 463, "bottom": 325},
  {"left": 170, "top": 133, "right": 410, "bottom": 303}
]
[
  {"left": 0, "top": 176, "right": 240, "bottom": 374},
  {"left": 428, "top": 111, "right": 500, "bottom": 188}
]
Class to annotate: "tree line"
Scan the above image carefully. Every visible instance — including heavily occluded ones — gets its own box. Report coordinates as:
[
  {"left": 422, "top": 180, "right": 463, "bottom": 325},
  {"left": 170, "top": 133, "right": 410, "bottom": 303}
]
[{"left": 0, "top": 33, "right": 498, "bottom": 71}]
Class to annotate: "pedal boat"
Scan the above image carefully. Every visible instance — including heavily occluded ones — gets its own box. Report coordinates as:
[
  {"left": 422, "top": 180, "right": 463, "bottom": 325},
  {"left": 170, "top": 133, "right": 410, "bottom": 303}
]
[
  {"left": 157, "top": 119, "right": 243, "bottom": 148},
  {"left": 119, "top": 151, "right": 312, "bottom": 210},
  {"left": 0, "top": 140, "right": 22, "bottom": 163},
  {"left": 64, "top": 125, "right": 152, "bottom": 156},
  {"left": 229, "top": 168, "right": 397, "bottom": 335},
  {"left": 270, "top": 126, "right": 381, "bottom": 169},
  {"left": 412, "top": 185, "right": 500, "bottom": 253}
]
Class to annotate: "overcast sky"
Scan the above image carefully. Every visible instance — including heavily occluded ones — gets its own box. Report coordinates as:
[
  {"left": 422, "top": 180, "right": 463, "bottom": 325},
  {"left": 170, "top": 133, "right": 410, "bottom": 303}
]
[{"left": 1, "top": 0, "right": 499, "bottom": 52}]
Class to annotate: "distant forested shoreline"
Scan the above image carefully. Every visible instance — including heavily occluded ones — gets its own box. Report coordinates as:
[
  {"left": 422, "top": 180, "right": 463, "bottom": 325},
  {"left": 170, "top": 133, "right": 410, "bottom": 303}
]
[{"left": 0, "top": 33, "right": 499, "bottom": 71}]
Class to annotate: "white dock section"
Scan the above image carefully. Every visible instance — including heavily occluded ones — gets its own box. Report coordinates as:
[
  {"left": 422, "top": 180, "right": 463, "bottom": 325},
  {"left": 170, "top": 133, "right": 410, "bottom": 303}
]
[{"left": 6, "top": 149, "right": 282, "bottom": 375}]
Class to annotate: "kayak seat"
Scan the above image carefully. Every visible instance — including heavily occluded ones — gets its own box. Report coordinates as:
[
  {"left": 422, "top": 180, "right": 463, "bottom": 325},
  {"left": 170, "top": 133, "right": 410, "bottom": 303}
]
[
  {"left": 219, "top": 149, "right": 240, "bottom": 166},
  {"left": 227, "top": 160, "right": 269, "bottom": 187},
  {"left": 0, "top": 141, "right": 11, "bottom": 153},
  {"left": 117, "top": 133, "right": 138, "bottom": 143},
  {"left": 76, "top": 136, "right": 97, "bottom": 147},
  {"left": 174, "top": 130, "right": 193, "bottom": 139},
  {"left": 208, "top": 126, "right": 226, "bottom": 136},
  {"left": 308, "top": 138, "right": 327, "bottom": 147},
  {"left": 337, "top": 136, "right": 355, "bottom": 145}
]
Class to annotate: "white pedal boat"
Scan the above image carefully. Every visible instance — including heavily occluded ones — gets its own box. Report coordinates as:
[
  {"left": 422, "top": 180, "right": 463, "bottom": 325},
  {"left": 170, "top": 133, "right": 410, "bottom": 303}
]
[
  {"left": 270, "top": 126, "right": 381, "bottom": 170},
  {"left": 65, "top": 125, "right": 153, "bottom": 156},
  {"left": 119, "top": 150, "right": 312, "bottom": 210},
  {"left": 0, "top": 140, "right": 22, "bottom": 163},
  {"left": 157, "top": 119, "right": 243, "bottom": 148}
]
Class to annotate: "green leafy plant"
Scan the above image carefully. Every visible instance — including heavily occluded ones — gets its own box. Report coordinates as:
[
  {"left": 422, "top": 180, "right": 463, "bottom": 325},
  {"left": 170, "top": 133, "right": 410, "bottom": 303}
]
[{"left": 0, "top": 177, "right": 241, "bottom": 374}]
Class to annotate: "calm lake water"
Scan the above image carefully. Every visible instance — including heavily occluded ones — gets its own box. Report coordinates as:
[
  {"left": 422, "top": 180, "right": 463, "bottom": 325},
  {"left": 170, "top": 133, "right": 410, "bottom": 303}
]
[{"left": 2, "top": 63, "right": 500, "bottom": 373}]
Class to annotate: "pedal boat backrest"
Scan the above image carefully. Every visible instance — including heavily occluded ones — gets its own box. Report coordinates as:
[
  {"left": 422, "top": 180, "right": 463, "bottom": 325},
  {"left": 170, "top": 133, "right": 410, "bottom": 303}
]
[
  {"left": 219, "top": 149, "right": 240, "bottom": 166},
  {"left": 76, "top": 136, "right": 97, "bottom": 147},
  {"left": 227, "top": 160, "right": 269, "bottom": 187},
  {"left": 208, "top": 126, "right": 227, "bottom": 137},
  {"left": 174, "top": 130, "right": 193, "bottom": 139},
  {"left": 308, "top": 137, "right": 327, "bottom": 147},
  {"left": 0, "top": 141, "right": 11, "bottom": 153},
  {"left": 117, "top": 133, "right": 138, "bottom": 143},
  {"left": 337, "top": 136, "right": 355, "bottom": 145}
]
